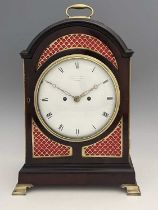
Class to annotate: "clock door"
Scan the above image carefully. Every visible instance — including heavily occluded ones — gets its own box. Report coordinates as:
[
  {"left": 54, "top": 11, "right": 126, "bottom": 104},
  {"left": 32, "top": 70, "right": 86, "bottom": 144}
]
[{"left": 32, "top": 48, "right": 123, "bottom": 164}]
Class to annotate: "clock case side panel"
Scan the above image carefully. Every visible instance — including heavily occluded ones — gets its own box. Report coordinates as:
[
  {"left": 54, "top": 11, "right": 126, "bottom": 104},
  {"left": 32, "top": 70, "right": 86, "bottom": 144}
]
[
  {"left": 23, "top": 58, "right": 35, "bottom": 164},
  {"left": 22, "top": 19, "right": 133, "bottom": 165}
]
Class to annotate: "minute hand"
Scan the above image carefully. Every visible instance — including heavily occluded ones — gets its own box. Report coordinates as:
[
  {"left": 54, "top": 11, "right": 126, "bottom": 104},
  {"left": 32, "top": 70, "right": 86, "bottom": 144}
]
[{"left": 79, "top": 80, "right": 107, "bottom": 98}]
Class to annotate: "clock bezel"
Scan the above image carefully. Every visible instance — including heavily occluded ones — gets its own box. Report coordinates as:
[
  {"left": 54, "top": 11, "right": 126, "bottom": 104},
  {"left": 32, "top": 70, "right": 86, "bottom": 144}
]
[{"left": 34, "top": 54, "right": 120, "bottom": 142}]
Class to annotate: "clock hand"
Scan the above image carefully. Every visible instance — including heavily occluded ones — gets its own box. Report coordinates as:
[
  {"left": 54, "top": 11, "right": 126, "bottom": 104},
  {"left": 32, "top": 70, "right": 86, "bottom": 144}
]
[
  {"left": 45, "top": 80, "right": 75, "bottom": 98},
  {"left": 78, "top": 80, "right": 108, "bottom": 99},
  {"left": 73, "top": 84, "right": 100, "bottom": 102},
  {"left": 78, "top": 84, "right": 99, "bottom": 98},
  {"left": 45, "top": 79, "right": 108, "bottom": 102}
]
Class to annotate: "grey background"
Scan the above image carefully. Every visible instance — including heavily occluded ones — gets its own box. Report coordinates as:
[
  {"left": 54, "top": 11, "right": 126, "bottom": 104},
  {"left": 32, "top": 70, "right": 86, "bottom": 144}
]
[{"left": 0, "top": 0, "right": 158, "bottom": 209}]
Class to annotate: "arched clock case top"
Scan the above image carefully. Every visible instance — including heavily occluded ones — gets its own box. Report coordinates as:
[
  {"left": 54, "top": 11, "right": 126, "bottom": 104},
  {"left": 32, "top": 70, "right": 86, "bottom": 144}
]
[
  {"left": 13, "top": 7, "right": 140, "bottom": 195},
  {"left": 21, "top": 19, "right": 133, "bottom": 61}
]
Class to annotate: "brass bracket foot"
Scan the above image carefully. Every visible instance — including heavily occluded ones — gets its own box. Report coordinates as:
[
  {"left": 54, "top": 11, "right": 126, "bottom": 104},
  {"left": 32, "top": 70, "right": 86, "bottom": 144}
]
[
  {"left": 121, "top": 184, "right": 141, "bottom": 196},
  {"left": 12, "top": 184, "right": 33, "bottom": 195}
]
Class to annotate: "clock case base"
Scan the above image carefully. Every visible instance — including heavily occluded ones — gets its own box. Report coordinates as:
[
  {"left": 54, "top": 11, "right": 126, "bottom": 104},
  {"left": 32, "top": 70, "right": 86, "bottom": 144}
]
[{"left": 13, "top": 157, "right": 140, "bottom": 195}]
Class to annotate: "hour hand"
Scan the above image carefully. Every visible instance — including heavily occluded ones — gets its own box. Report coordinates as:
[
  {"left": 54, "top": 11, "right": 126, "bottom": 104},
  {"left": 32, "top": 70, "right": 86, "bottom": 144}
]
[
  {"left": 45, "top": 80, "right": 56, "bottom": 88},
  {"left": 45, "top": 80, "right": 75, "bottom": 98}
]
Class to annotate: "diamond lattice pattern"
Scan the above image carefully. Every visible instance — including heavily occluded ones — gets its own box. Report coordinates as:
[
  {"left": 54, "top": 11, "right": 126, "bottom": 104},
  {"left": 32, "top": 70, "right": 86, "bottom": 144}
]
[
  {"left": 82, "top": 120, "right": 122, "bottom": 157},
  {"left": 37, "top": 33, "right": 118, "bottom": 69},
  {"left": 32, "top": 121, "right": 72, "bottom": 157}
]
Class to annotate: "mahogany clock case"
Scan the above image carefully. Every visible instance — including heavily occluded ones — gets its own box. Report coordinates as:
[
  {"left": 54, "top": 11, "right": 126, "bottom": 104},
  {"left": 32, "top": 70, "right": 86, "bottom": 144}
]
[{"left": 17, "top": 18, "right": 137, "bottom": 188}]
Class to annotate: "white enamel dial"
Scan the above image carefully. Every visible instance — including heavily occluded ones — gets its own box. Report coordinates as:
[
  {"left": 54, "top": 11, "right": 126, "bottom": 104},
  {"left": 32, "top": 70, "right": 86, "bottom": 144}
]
[{"left": 35, "top": 54, "right": 120, "bottom": 142}]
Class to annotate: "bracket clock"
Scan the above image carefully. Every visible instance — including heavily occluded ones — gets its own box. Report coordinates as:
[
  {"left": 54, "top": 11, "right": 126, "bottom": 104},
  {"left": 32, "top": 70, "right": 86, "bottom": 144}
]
[{"left": 12, "top": 4, "right": 141, "bottom": 195}]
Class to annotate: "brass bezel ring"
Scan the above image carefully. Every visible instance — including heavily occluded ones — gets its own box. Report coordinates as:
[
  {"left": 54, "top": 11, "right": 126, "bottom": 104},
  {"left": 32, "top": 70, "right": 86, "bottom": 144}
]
[{"left": 34, "top": 54, "right": 120, "bottom": 142}]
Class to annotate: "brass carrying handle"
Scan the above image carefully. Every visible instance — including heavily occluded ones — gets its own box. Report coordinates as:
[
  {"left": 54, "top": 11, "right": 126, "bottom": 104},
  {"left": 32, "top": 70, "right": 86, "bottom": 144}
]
[{"left": 66, "top": 4, "right": 94, "bottom": 19}]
